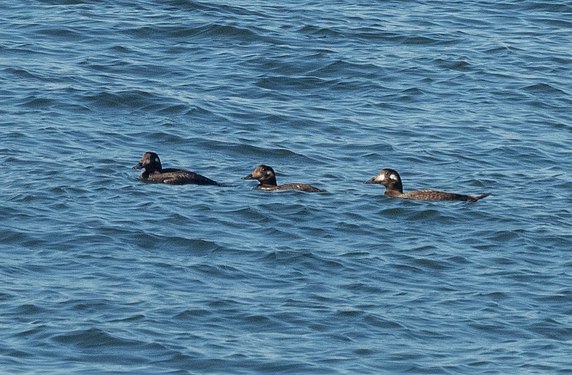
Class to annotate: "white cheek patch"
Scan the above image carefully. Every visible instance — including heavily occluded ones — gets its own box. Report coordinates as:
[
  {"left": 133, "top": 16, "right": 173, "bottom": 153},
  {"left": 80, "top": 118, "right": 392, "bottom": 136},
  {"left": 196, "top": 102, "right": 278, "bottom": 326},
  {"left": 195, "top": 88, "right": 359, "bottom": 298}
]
[
  {"left": 154, "top": 157, "right": 160, "bottom": 163},
  {"left": 389, "top": 173, "right": 399, "bottom": 181}
]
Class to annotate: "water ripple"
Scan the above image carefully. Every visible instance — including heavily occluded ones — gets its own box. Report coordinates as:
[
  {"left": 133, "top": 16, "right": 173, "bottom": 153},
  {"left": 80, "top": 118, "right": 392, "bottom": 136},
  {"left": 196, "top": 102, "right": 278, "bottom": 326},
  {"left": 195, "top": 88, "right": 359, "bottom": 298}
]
[{"left": 2, "top": 0, "right": 571, "bottom": 373}]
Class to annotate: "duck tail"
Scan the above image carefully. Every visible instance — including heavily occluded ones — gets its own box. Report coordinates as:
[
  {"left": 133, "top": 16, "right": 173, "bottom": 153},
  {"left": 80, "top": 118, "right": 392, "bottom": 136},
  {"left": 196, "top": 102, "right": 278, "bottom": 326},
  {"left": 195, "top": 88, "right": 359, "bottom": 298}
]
[{"left": 470, "top": 193, "right": 491, "bottom": 202}]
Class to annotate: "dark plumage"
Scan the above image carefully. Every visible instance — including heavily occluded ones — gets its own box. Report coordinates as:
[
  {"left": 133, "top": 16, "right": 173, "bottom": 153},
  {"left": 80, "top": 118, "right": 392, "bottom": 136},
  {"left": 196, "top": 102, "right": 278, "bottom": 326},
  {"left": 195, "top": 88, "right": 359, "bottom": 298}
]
[
  {"left": 365, "top": 168, "right": 489, "bottom": 202},
  {"left": 243, "top": 164, "right": 325, "bottom": 192},
  {"left": 133, "top": 152, "right": 220, "bottom": 185}
]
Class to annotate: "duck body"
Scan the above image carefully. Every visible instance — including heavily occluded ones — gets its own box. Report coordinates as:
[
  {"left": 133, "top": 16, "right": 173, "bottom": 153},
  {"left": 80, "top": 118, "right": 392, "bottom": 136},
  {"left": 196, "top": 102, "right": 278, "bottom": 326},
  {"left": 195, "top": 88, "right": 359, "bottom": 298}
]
[
  {"left": 256, "top": 182, "right": 324, "bottom": 192},
  {"left": 366, "top": 168, "right": 489, "bottom": 202},
  {"left": 243, "top": 164, "right": 325, "bottom": 193},
  {"left": 133, "top": 152, "right": 220, "bottom": 186}
]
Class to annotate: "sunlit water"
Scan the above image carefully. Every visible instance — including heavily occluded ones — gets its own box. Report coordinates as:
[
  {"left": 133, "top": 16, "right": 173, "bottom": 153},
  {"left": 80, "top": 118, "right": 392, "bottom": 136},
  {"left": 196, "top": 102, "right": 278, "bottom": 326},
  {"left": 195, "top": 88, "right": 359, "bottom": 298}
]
[{"left": 2, "top": 0, "right": 571, "bottom": 373}]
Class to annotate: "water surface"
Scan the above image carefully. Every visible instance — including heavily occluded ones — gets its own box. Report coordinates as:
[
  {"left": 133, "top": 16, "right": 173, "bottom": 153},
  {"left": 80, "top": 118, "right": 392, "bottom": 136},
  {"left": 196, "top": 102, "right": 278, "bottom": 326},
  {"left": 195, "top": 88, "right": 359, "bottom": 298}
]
[{"left": 2, "top": 0, "right": 572, "bottom": 373}]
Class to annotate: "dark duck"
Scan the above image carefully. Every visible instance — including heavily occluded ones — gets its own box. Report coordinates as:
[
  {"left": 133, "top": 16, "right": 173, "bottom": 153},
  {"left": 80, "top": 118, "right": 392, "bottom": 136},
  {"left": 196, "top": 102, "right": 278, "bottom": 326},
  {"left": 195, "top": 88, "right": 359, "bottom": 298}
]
[
  {"left": 365, "top": 168, "right": 489, "bottom": 202},
  {"left": 133, "top": 152, "right": 220, "bottom": 185},
  {"left": 243, "top": 164, "right": 325, "bottom": 192}
]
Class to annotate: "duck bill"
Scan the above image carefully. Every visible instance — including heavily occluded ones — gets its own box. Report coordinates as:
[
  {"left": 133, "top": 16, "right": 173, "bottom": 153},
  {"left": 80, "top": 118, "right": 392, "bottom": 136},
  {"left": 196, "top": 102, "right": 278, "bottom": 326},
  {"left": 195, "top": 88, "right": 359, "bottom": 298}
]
[
  {"left": 133, "top": 162, "right": 143, "bottom": 170},
  {"left": 364, "top": 177, "right": 377, "bottom": 184},
  {"left": 242, "top": 174, "right": 255, "bottom": 180}
]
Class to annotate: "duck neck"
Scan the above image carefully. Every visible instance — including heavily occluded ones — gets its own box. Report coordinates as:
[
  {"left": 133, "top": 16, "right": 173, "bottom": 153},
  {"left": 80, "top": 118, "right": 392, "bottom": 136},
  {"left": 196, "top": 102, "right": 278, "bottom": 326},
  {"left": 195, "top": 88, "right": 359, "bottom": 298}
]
[
  {"left": 141, "top": 170, "right": 151, "bottom": 179},
  {"left": 387, "top": 180, "right": 403, "bottom": 194},
  {"left": 384, "top": 189, "right": 403, "bottom": 197},
  {"left": 260, "top": 176, "right": 277, "bottom": 186}
]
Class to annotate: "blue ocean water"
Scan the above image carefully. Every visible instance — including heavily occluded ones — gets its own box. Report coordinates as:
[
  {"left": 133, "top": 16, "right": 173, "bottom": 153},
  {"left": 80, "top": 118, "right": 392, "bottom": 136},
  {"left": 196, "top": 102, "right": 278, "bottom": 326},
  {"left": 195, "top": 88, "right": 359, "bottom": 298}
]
[{"left": 2, "top": 0, "right": 572, "bottom": 373}]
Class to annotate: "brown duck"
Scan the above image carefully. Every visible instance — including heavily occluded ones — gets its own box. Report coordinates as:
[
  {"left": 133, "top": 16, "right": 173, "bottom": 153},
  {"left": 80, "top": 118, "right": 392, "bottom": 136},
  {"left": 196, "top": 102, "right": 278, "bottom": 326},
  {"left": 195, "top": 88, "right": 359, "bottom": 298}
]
[
  {"left": 366, "top": 168, "right": 489, "bottom": 202},
  {"left": 243, "top": 165, "right": 325, "bottom": 192},
  {"left": 133, "top": 152, "right": 220, "bottom": 185}
]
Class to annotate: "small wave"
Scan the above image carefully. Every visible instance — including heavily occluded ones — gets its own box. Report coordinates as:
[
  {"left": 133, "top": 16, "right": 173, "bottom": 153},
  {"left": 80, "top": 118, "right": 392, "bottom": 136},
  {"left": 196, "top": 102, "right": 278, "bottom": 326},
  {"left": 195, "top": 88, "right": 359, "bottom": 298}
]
[
  {"left": 255, "top": 75, "right": 336, "bottom": 92},
  {"left": 3, "top": 67, "right": 39, "bottom": 79},
  {"left": 435, "top": 58, "right": 472, "bottom": 72},
  {"left": 522, "top": 82, "right": 568, "bottom": 96},
  {"left": 36, "top": 27, "right": 83, "bottom": 40},
  {"left": 82, "top": 90, "right": 176, "bottom": 111},
  {"left": 134, "top": 232, "right": 221, "bottom": 255},
  {"left": 51, "top": 327, "right": 138, "bottom": 349},
  {"left": 123, "top": 23, "right": 278, "bottom": 44},
  {"left": 19, "top": 96, "right": 59, "bottom": 109}
]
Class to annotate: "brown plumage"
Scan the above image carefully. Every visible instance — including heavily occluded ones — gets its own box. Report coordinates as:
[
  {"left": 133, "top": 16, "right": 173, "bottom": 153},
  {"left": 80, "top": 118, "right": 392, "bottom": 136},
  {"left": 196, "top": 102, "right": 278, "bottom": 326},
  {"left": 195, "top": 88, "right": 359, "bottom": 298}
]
[
  {"left": 243, "top": 164, "right": 325, "bottom": 192},
  {"left": 365, "top": 168, "right": 489, "bottom": 202},
  {"left": 133, "top": 152, "right": 220, "bottom": 185}
]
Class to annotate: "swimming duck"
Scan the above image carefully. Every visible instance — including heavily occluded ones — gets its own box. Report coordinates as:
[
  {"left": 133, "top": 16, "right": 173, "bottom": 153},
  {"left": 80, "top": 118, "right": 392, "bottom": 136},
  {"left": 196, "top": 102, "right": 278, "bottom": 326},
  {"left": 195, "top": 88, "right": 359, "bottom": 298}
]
[
  {"left": 243, "top": 164, "right": 325, "bottom": 192},
  {"left": 133, "top": 152, "right": 220, "bottom": 185},
  {"left": 366, "top": 168, "right": 489, "bottom": 202}
]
